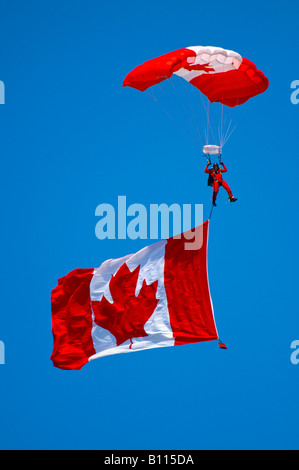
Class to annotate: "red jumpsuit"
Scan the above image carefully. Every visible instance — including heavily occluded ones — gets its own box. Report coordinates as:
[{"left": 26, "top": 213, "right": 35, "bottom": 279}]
[{"left": 204, "top": 163, "right": 233, "bottom": 203}]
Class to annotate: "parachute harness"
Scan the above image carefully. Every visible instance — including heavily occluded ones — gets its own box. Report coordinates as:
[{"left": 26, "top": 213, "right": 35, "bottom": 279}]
[{"left": 204, "top": 146, "right": 222, "bottom": 221}]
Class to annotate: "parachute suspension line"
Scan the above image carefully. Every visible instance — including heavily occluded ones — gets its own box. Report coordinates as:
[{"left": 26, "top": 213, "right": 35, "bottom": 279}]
[
  {"left": 196, "top": 88, "right": 218, "bottom": 147},
  {"left": 222, "top": 118, "right": 232, "bottom": 146},
  {"left": 196, "top": 89, "right": 210, "bottom": 144},
  {"left": 145, "top": 89, "right": 202, "bottom": 150},
  {"left": 220, "top": 66, "right": 225, "bottom": 150},
  {"left": 220, "top": 78, "right": 237, "bottom": 149},
  {"left": 181, "top": 80, "right": 202, "bottom": 144},
  {"left": 168, "top": 80, "right": 200, "bottom": 144},
  {"left": 205, "top": 97, "right": 218, "bottom": 146},
  {"left": 220, "top": 103, "right": 224, "bottom": 149},
  {"left": 222, "top": 120, "right": 237, "bottom": 146},
  {"left": 206, "top": 99, "right": 209, "bottom": 145},
  {"left": 223, "top": 124, "right": 237, "bottom": 146},
  {"left": 191, "top": 86, "right": 209, "bottom": 140},
  {"left": 217, "top": 104, "right": 224, "bottom": 151}
]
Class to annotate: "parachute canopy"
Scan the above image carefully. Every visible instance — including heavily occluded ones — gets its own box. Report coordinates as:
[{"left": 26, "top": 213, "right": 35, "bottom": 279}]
[{"left": 123, "top": 46, "right": 269, "bottom": 107}]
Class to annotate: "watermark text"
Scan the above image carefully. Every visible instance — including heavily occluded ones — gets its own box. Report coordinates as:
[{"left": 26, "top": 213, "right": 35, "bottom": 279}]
[
  {"left": 290, "top": 340, "right": 299, "bottom": 365},
  {"left": 95, "top": 196, "right": 203, "bottom": 250},
  {"left": 0, "top": 81, "right": 5, "bottom": 104},
  {"left": 0, "top": 340, "right": 5, "bottom": 365},
  {"left": 290, "top": 80, "right": 299, "bottom": 104}
]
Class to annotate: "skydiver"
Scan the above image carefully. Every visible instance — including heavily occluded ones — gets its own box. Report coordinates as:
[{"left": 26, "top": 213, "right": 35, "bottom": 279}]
[{"left": 205, "top": 161, "right": 237, "bottom": 207}]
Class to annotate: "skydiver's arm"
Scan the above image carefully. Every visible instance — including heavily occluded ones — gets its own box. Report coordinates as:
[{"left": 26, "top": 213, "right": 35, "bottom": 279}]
[
  {"left": 204, "top": 164, "right": 211, "bottom": 174},
  {"left": 220, "top": 162, "right": 227, "bottom": 173}
]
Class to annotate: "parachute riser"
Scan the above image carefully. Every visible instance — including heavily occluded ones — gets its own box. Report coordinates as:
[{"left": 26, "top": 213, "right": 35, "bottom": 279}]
[{"left": 203, "top": 144, "right": 222, "bottom": 165}]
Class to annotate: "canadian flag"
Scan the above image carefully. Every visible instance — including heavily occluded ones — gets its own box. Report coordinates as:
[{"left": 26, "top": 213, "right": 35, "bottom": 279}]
[{"left": 51, "top": 220, "right": 225, "bottom": 370}]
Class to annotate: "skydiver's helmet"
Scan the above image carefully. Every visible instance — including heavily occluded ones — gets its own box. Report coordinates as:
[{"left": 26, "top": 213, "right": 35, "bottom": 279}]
[{"left": 213, "top": 163, "right": 219, "bottom": 171}]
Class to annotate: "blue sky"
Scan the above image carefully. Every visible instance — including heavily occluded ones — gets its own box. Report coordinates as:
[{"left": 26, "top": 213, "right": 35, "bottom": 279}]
[{"left": 0, "top": 0, "right": 298, "bottom": 450}]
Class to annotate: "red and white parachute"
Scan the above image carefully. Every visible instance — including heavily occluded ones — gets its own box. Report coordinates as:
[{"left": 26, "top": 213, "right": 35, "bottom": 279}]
[
  {"left": 123, "top": 45, "right": 269, "bottom": 151},
  {"left": 123, "top": 45, "right": 268, "bottom": 107}
]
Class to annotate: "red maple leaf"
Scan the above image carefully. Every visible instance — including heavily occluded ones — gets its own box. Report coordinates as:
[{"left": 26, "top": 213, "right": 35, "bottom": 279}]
[
  {"left": 91, "top": 263, "right": 159, "bottom": 346},
  {"left": 183, "top": 62, "right": 215, "bottom": 73}
]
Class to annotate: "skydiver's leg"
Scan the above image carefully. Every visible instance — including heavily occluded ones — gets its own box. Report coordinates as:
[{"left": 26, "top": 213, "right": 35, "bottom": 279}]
[
  {"left": 222, "top": 180, "right": 237, "bottom": 202},
  {"left": 212, "top": 181, "right": 219, "bottom": 206},
  {"left": 222, "top": 180, "right": 233, "bottom": 198}
]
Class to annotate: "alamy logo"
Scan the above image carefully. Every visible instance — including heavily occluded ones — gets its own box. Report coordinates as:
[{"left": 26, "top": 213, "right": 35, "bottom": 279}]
[
  {"left": 290, "top": 81, "right": 299, "bottom": 105},
  {"left": 95, "top": 196, "right": 203, "bottom": 250},
  {"left": 0, "top": 340, "right": 4, "bottom": 365},
  {"left": 290, "top": 340, "right": 299, "bottom": 365},
  {"left": 0, "top": 81, "right": 5, "bottom": 104}
]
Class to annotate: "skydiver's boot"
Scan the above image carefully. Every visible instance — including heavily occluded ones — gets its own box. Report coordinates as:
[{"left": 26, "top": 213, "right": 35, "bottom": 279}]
[
  {"left": 213, "top": 201, "right": 217, "bottom": 206},
  {"left": 229, "top": 197, "right": 237, "bottom": 202}
]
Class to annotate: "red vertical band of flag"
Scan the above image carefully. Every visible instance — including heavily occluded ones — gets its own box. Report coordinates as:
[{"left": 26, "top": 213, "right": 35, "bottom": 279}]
[
  {"left": 164, "top": 221, "right": 218, "bottom": 345},
  {"left": 50, "top": 268, "right": 96, "bottom": 370}
]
